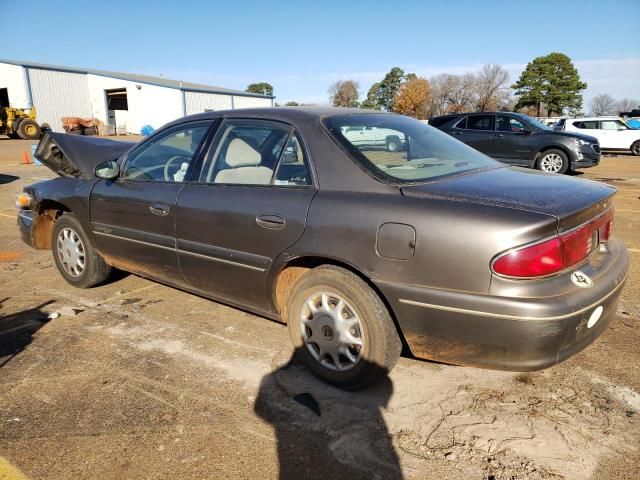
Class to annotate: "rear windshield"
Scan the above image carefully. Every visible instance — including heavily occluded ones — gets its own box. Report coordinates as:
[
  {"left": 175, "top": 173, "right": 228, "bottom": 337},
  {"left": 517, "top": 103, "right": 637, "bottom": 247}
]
[{"left": 323, "top": 114, "right": 498, "bottom": 183}]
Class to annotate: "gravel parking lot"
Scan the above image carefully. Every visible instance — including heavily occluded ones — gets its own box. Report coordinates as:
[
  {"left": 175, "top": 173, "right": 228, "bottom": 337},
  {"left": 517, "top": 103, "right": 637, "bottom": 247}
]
[{"left": 1, "top": 137, "right": 638, "bottom": 480}]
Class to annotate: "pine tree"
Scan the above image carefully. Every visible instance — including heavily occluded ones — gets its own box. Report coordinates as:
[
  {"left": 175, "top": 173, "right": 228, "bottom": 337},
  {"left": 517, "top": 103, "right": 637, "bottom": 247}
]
[{"left": 512, "top": 53, "right": 586, "bottom": 116}]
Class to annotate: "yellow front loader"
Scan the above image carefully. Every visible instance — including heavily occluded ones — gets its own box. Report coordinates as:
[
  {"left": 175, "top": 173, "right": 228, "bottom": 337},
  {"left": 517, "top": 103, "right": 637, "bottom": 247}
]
[{"left": 0, "top": 107, "right": 49, "bottom": 140}]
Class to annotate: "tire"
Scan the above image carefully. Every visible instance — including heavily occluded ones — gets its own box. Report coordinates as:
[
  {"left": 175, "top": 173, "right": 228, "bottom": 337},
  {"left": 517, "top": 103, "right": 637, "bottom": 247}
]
[
  {"left": 8, "top": 131, "right": 20, "bottom": 139},
  {"left": 631, "top": 141, "right": 640, "bottom": 156},
  {"left": 537, "top": 149, "right": 568, "bottom": 174},
  {"left": 17, "top": 119, "right": 41, "bottom": 140},
  {"left": 51, "top": 213, "right": 111, "bottom": 288},
  {"left": 286, "top": 265, "right": 401, "bottom": 390},
  {"left": 386, "top": 136, "right": 400, "bottom": 152}
]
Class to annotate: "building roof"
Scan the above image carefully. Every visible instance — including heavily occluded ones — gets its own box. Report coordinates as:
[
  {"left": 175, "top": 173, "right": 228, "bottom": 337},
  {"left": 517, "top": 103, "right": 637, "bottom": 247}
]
[{"left": 0, "top": 59, "right": 274, "bottom": 99}]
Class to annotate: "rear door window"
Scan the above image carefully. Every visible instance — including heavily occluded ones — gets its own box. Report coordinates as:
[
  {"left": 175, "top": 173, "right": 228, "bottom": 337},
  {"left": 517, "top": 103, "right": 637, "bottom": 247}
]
[
  {"left": 467, "top": 115, "right": 494, "bottom": 131},
  {"left": 495, "top": 115, "right": 526, "bottom": 132},
  {"left": 200, "top": 119, "right": 312, "bottom": 187},
  {"left": 601, "top": 120, "right": 628, "bottom": 131}
]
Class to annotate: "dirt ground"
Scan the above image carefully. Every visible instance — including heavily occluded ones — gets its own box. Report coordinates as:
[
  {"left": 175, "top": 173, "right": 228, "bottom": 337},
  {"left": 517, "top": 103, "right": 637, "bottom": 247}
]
[{"left": 0, "top": 137, "right": 638, "bottom": 480}]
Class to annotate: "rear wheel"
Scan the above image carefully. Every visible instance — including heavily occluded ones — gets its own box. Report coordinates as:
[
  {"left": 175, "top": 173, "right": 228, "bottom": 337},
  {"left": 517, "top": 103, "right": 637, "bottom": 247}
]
[
  {"left": 537, "top": 149, "right": 568, "bottom": 174},
  {"left": 285, "top": 265, "right": 401, "bottom": 390},
  {"left": 52, "top": 214, "right": 111, "bottom": 288},
  {"left": 17, "top": 119, "right": 41, "bottom": 140},
  {"left": 631, "top": 141, "right": 640, "bottom": 156},
  {"left": 386, "top": 136, "right": 400, "bottom": 152}
]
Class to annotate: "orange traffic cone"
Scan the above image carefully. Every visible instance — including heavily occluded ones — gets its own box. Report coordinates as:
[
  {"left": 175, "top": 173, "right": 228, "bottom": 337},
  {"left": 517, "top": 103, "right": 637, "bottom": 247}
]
[{"left": 22, "top": 150, "right": 31, "bottom": 165}]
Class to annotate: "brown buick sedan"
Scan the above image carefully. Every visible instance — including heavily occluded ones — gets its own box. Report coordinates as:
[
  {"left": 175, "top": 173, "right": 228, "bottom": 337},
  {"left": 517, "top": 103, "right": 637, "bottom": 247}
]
[{"left": 17, "top": 107, "right": 629, "bottom": 389}]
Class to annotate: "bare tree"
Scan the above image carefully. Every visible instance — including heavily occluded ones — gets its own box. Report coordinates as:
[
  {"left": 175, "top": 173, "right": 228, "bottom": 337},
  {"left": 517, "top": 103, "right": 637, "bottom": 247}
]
[
  {"left": 475, "top": 64, "right": 510, "bottom": 111},
  {"left": 429, "top": 74, "right": 457, "bottom": 116},
  {"left": 329, "top": 80, "right": 360, "bottom": 108},
  {"left": 616, "top": 98, "right": 640, "bottom": 113},
  {"left": 427, "top": 64, "right": 516, "bottom": 117},
  {"left": 589, "top": 94, "right": 617, "bottom": 116}
]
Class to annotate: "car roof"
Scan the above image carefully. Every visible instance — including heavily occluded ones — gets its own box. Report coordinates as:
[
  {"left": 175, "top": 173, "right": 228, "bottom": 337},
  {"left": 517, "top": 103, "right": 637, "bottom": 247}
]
[
  {"left": 430, "top": 112, "right": 526, "bottom": 121},
  {"left": 569, "top": 117, "right": 622, "bottom": 121},
  {"left": 179, "top": 106, "right": 395, "bottom": 123}
]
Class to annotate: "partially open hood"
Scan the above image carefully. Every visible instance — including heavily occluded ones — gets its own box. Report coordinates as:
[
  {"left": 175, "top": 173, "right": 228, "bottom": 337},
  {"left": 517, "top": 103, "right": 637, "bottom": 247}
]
[{"left": 34, "top": 132, "right": 136, "bottom": 179}]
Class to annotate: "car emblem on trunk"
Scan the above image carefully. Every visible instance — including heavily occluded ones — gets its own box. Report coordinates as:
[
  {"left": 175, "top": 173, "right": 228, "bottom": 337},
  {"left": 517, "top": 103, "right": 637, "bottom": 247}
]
[{"left": 571, "top": 271, "right": 593, "bottom": 288}]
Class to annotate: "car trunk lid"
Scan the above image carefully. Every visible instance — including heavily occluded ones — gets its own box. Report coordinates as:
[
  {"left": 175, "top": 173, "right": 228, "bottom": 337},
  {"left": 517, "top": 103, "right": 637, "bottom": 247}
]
[
  {"left": 34, "top": 131, "right": 136, "bottom": 179},
  {"left": 400, "top": 166, "right": 616, "bottom": 230}
]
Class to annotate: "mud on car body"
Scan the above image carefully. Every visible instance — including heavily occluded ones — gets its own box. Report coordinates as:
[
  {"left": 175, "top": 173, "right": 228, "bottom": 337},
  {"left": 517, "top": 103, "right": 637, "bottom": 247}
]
[{"left": 17, "top": 107, "right": 629, "bottom": 389}]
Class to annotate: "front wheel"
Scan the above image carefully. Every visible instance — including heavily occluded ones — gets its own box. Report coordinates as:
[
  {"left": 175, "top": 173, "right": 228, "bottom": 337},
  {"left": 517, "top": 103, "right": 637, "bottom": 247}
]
[
  {"left": 52, "top": 214, "right": 112, "bottom": 288},
  {"left": 631, "top": 141, "right": 640, "bottom": 156},
  {"left": 17, "top": 119, "right": 41, "bottom": 140},
  {"left": 537, "top": 149, "right": 568, "bottom": 174},
  {"left": 285, "top": 265, "right": 402, "bottom": 390}
]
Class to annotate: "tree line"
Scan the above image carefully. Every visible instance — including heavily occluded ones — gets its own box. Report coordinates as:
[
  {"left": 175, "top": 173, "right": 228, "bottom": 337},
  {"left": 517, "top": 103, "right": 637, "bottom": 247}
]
[
  {"left": 246, "top": 53, "right": 635, "bottom": 119},
  {"left": 589, "top": 94, "right": 639, "bottom": 116}
]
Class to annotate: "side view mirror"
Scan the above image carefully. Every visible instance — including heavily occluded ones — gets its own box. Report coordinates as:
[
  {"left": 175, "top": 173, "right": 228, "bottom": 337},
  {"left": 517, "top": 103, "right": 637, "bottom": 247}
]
[{"left": 95, "top": 160, "right": 119, "bottom": 180}]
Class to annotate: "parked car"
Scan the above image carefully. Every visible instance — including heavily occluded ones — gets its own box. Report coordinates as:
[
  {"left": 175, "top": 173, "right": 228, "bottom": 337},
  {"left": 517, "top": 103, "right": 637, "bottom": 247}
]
[
  {"left": 430, "top": 112, "right": 600, "bottom": 174},
  {"left": 341, "top": 125, "right": 405, "bottom": 151},
  {"left": 18, "top": 108, "right": 628, "bottom": 389},
  {"left": 556, "top": 117, "right": 640, "bottom": 155}
]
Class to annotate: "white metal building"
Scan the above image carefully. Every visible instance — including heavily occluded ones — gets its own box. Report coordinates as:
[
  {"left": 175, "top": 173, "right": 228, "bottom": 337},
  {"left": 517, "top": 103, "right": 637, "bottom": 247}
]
[{"left": 0, "top": 59, "right": 274, "bottom": 134}]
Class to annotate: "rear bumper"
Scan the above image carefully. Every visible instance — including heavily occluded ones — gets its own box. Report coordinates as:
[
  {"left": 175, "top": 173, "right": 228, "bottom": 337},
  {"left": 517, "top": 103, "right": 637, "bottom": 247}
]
[{"left": 375, "top": 239, "right": 629, "bottom": 371}]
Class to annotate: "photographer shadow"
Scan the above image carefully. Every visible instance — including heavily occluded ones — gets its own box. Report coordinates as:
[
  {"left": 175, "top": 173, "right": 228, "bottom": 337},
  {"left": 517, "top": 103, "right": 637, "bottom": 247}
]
[
  {"left": 254, "top": 349, "right": 403, "bottom": 480},
  {"left": 0, "top": 298, "right": 54, "bottom": 368}
]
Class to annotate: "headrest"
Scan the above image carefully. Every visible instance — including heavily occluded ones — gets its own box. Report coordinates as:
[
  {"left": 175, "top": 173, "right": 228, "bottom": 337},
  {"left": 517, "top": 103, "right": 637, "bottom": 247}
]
[{"left": 226, "top": 138, "right": 261, "bottom": 167}]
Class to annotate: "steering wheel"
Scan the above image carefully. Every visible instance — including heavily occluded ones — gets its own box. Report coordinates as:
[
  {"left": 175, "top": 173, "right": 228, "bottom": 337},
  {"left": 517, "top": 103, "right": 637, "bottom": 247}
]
[{"left": 163, "top": 155, "right": 190, "bottom": 181}]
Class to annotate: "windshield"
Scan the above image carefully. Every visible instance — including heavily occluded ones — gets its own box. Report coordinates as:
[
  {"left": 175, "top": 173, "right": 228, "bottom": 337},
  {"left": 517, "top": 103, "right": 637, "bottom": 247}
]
[
  {"left": 518, "top": 115, "right": 553, "bottom": 131},
  {"left": 324, "top": 114, "right": 499, "bottom": 183}
]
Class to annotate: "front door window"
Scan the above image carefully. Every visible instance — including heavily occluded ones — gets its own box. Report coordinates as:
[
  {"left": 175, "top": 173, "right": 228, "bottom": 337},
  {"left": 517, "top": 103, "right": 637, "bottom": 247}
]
[{"left": 121, "top": 122, "right": 211, "bottom": 182}]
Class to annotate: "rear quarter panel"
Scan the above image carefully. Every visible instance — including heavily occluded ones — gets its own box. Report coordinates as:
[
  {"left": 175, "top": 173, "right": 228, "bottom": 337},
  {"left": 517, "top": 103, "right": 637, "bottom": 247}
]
[{"left": 288, "top": 191, "right": 558, "bottom": 293}]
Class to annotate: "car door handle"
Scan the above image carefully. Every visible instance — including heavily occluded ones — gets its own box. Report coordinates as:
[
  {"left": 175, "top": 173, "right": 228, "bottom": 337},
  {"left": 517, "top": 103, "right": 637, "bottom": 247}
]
[
  {"left": 149, "top": 203, "right": 170, "bottom": 216},
  {"left": 256, "top": 214, "right": 285, "bottom": 230},
  {"left": 493, "top": 134, "right": 504, "bottom": 137},
  {"left": 452, "top": 131, "right": 463, "bottom": 135}
]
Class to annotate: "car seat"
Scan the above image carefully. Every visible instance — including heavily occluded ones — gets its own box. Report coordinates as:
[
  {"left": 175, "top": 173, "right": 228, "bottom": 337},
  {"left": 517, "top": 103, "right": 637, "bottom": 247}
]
[{"left": 214, "top": 138, "right": 273, "bottom": 184}]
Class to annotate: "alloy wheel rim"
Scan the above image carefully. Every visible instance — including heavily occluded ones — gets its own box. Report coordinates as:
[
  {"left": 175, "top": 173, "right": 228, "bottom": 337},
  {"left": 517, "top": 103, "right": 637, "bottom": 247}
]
[
  {"left": 300, "top": 291, "right": 364, "bottom": 371},
  {"left": 388, "top": 141, "right": 398, "bottom": 152},
  {"left": 56, "top": 227, "right": 85, "bottom": 277},
  {"left": 633, "top": 143, "right": 640, "bottom": 155},
  {"left": 540, "top": 153, "right": 563, "bottom": 173}
]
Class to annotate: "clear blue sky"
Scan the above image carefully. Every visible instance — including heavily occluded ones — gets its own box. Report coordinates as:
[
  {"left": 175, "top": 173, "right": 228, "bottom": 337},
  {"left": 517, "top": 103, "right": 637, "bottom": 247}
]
[{"left": 2, "top": 0, "right": 639, "bottom": 105}]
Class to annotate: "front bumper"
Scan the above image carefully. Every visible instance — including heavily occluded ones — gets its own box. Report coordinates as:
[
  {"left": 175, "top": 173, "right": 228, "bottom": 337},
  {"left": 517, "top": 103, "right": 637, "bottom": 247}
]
[
  {"left": 570, "top": 144, "right": 601, "bottom": 169},
  {"left": 17, "top": 209, "right": 36, "bottom": 248},
  {"left": 375, "top": 238, "right": 629, "bottom": 371}
]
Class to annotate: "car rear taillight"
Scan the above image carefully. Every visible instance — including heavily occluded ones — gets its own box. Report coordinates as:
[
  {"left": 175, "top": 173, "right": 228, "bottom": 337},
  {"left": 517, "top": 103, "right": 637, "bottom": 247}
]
[{"left": 492, "top": 209, "right": 614, "bottom": 278}]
